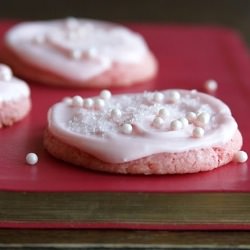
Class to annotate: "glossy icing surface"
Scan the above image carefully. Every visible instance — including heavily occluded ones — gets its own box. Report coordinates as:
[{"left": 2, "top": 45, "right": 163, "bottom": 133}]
[
  {"left": 48, "top": 89, "right": 238, "bottom": 163},
  {"left": 5, "top": 18, "right": 150, "bottom": 81},
  {"left": 0, "top": 64, "right": 30, "bottom": 102}
]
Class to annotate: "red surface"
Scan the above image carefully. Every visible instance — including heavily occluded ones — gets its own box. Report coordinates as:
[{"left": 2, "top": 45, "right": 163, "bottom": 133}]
[{"left": 0, "top": 20, "right": 250, "bottom": 193}]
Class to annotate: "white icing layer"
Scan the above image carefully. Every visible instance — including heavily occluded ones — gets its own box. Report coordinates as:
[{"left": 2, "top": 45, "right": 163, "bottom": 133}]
[
  {"left": 0, "top": 64, "right": 30, "bottom": 103},
  {"left": 0, "top": 77, "right": 30, "bottom": 102},
  {"left": 5, "top": 18, "right": 149, "bottom": 81},
  {"left": 47, "top": 89, "right": 238, "bottom": 163}
]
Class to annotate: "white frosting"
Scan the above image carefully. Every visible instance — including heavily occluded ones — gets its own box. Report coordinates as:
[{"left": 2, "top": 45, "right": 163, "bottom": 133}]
[
  {"left": 5, "top": 18, "right": 149, "bottom": 81},
  {"left": 0, "top": 77, "right": 30, "bottom": 102},
  {"left": 47, "top": 89, "right": 238, "bottom": 163}
]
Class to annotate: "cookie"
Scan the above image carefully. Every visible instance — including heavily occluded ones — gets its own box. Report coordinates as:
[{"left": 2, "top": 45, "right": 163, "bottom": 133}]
[
  {"left": 0, "top": 64, "right": 31, "bottom": 127},
  {"left": 44, "top": 89, "right": 243, "bottom": 174},
  {"left": 2, "top": 18, "right": 158, "bottom": 88}
]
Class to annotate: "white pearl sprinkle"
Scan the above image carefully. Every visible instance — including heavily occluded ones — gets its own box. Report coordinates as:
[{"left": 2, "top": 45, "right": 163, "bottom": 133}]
[
  {"left": 158, "top": 108, "right": 169, "bottom": 119},
  {"left": 66, "top": 30, "right": 78, "bottom": 40},
  {"left": 192, "top": 127, "right": 205, "bottom": 138},
  {"left": 72, "top": 96, "right": 84, "bottom": 107},
  {"left": 26, "top": 153, "right": 38, "bottom": 165},
  {"left": 152, "top": 117, "right": 164, "bottom": 128},
  {"left": 196, "top": 112, "right": 210, "bottom": 126},
  {"left": 70, "top": 49, "right": 82, "bottom": 60},
  {"left": 234, "top": 151, "right": 248, "bottom": 163},
  {"left": 86, "top": 47, "right": 98, "bottom": 59},
  {"left": 186, "top": 112, "right": 197, "bottom": 123},
  {"left": 121, "top": 123, "right": 133, "bottom": 134},
  {"left": 84, "top": 98, "right": 94, "bottom": 109},
  {"left": 94, "top": 98, "right": 105, "bottom": 110},
  {"left": 153, "top": 92, "right": 164, "bottom": 103},
  {"left": 111, "top": 108, "right": 122, "bottom": 120},
  {"left": 169, "top": 90, "right": 181, "bottom": 103},
  {"left": 179, "top": 117, "right": 189, "bottom": 127},
  {"left": 100, "top": 89, "right": 112, "bottom": 100},
  {"left": 0, "top": 64, "right": 13, "bottom": 81},
  {"left": 65, "top": 17, "right": 79, "bottom": 29},
  {"left": 191, "top": 89, "right": 198, "bottom": 95},
  {"left": 62, "top": 97, "right": 73, "bottom": 105},
  {"left": 170, "top": 120, "right": 183, "bottom": 130},
  {"left": 204, "top": 79, "right": 218, "bottom": 93},
  {"left": 33, "top": 34, "right": 45, "bottom": 44}
]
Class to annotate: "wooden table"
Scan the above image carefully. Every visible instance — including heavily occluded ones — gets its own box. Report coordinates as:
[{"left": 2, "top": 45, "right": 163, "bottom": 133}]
[{"left": 1, "top": 230, "right": 250, "bottom": 249}]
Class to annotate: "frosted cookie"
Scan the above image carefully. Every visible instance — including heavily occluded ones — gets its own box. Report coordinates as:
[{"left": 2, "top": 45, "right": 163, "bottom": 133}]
[
  {"left": 44, "top": 89, "right": 243, "bottom": 174},
  {"left": 3, "top": 18, "right": 158, "bottom": 88},
  {"left": 0, "top": 64, "right": 31, "bottom": 127}
]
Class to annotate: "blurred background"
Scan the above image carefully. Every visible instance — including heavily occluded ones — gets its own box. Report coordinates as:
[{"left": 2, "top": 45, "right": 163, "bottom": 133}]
[{"left": 1, "top": 0, "right": 250, "bottom": 45}]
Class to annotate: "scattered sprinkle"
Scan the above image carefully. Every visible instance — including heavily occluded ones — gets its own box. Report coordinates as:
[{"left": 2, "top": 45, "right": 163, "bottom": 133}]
[
  {"left": 70, "top": 49, "right": 82, "bottom": 59},
  {"left": 168, "top": 90, "right": 181, "bottom": 103},
  {"left": 94, "top": 98, "right": 105, "bottom": 110},
  {"left": 153, "top": 92, "right": 164, "bottom": 103},
  {"left": 121, "top": 123, "right": 133, "bottom": 134},
  {"left": 72, "top": 95, "right": 84, "bottom": 107},
  {"left": 111, "top": 108, "right": 122, "bottom": 120},
  {"left": 152, "top": 117, "right": 164, "bottom": 128},
  {"left": 196, "top": 112, "right": 210, "bottom": 126},
  {"left": 170, "top": 120, "right": 183, "bottom": 131},
  {"left": 204, "top": 79, "right": 218, "bottom": 93},
  {"left": 186, "top": 112, "right": 197, "bottom": 123},
  {"left": 100, "top": 89, "right": 112, "bottom": 100},
  {"left": 0, "top": 64, "right": 13, "bottom": 81},
  {"left": 26, "top": 153, "right": 38, "bottom": 165},
  {"left": 84, "top": 98, "right": 94, "bottom": 109},
  {"left": 158, "top": 108, "right": 169, "bottom": 119},
  {"left": 192, "top": 127, "right": 205, "bottom": 138},
  {"left": 179, "top": 117, "right": 189, "bottom": 127},
  {"left": 234, "top": 151, "right": 248, "bottom": 163}
]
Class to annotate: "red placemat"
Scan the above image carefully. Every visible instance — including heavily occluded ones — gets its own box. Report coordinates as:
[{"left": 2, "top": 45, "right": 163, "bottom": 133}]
[{"left": 0, "top": 20, "right": 250, "bottom": 193}]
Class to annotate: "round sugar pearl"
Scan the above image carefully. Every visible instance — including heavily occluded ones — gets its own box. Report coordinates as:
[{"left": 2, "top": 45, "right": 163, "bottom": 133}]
[
  {"left": 65, "top": 17, "right": 78, "bottom": 29},
  {"left": 234, "top": 151, "right": 248, "bottom": 163},
  {"left": 152, "top": 117, "right": 164, "bottom": 128},
  {"left": 87, "top": 47, "right": 98, "bottom": 59},
  {"left": 121, "top": 123, "right": 133, "bottom": 134},
  {"left": 186, "top": 112, "right": 197, "bottom": 123},
  {"left": 26, "top": 153, "right": 38, "bottom": 165},
  {"left": 111, "top": 108, "right": 122, "bottom": 119},
  {"left": 192, "top": 127, "right": 204, "bottom": 138},
  {"left": 72, "top": 96, "right": 84, "bottom": 107},
  {"left": 170, "top": 120, "right": 183, "bottom": 130},
  {"left": 84, "top": 98, "right": 94, "bottom": 108},
  {"left": 33, "top": 34, "right": 45, "bottom": 44},
  {"left": 169, "top": 90, "right": 181, "bottom": 103},
  {"left": 94, "top": 98, "right": 105, "bottom": 110},
  {"left": 179, "top": 117, "right": 189, "bottom": 127},
  {"left": 62, "top": 97, "right": 73, "bottom": 105},
  {"left": 0, "top": 64, "right": 13, "bottom": 81},
  {"left": 204, "top": 79, "right": 218, "bottom": 93},
  {"left": 158, "top": 108, "right": 169, "bottom": 119},
  {"left": 70, "top": 49, "right": 82, "bottom": 60},
  {"left": 153, "top": 92, "right": 164, "bottom": 103},
  {"left": 100, "top": 89, "right": 112, "bottom": 100},
  {"left": 196, "top": 112, "right": 210, "bottom": 126}
]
